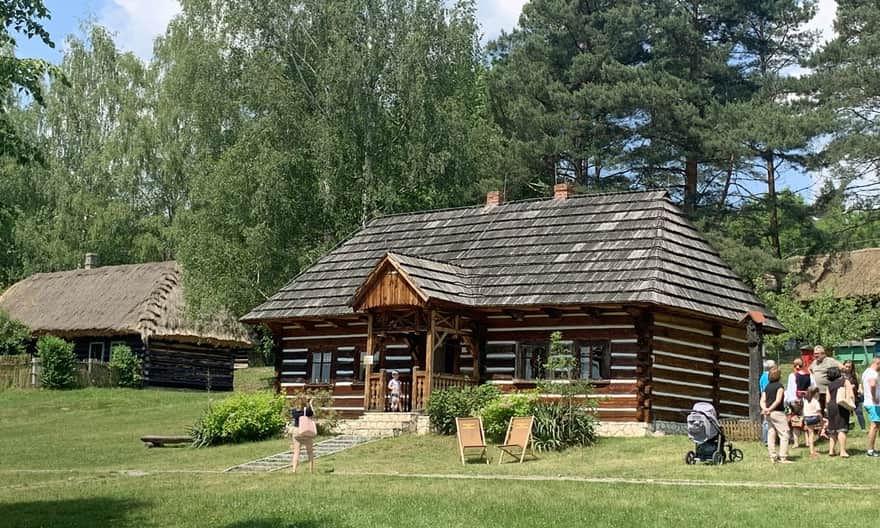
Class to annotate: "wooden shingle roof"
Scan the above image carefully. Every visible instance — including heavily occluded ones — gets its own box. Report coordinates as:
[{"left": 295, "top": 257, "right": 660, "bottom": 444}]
[
  {"left": 0, "top": 261, "right": 253, "bottom": 348},
  {"left": 243, "top": 191, "right": 781, "bottom": 330}
]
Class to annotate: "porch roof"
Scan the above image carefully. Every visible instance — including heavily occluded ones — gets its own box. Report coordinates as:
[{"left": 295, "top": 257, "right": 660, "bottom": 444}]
[{"left": 242, "top": 190, "right": 782, "bottom": 331}]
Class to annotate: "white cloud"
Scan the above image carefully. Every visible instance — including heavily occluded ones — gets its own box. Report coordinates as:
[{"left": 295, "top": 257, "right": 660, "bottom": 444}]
[
  {"left": 806, "top": 0, "right": 837, "bottom": 44},
  {"left": 99, "top": 0, "right": 181, "bottom": 60},
  {"left": 476, "top": 0, "right": 527, "bottom": 42}
]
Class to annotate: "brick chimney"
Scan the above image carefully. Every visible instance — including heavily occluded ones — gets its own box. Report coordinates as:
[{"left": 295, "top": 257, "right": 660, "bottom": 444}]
[
  {"left": 84, "top": 253, "right": 99, "bottom": 269},
  {"left": 486, "top": 191, "right": 503, "bottom": 206},
  {"left": 553, "top": 183, "right": 575, "bottom": 200}
]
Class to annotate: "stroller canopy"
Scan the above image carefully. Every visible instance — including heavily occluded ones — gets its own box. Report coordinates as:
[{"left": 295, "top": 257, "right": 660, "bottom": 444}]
[{"left": 686, "top": 402, "right": 720, "bottom": 444}]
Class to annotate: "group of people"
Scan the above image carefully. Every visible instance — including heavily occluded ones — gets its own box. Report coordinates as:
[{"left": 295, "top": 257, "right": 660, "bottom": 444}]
[{"left": 761, "top": 345, "right": 880, "bottom": 464}]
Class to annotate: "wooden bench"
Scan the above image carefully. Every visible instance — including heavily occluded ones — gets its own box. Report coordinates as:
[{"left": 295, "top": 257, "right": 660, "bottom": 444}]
[{"left": 141, "top": 435, "right": 193, "bottom": 448}]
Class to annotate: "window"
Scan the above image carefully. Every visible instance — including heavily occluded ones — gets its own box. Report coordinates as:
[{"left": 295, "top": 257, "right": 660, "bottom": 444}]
[
  {"left": 88, "top": 342, "right": 105, "bottom": 362},
  {"left": 517, "top": 343, "right": 547, "bottom": 380},
  {"left": 546, "top": 341, "right": 575, "bottom": 380},
  {"left": 311, "top": 351, "right": 332, "bottom": 384},
  {"left": 578, "top": 341, "right": 610, "bottom": 380}
]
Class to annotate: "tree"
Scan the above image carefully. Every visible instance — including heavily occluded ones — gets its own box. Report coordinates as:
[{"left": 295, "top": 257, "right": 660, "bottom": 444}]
[
  {"left": 0, "top": 0, "right": 61, "bottom": 163},
  {"left": 808, "top": 0, "right": 880, "bottom": 203},
  {"left": 159, "top": 0, "right": 500, "bottom": 316},
  {"left": 723, "top": 0, "right": 827, "bottom": 259},
  {"left": 13, "top": 25, "right": 166, "bottom": 275},
  {"left": 761, "top": 281, "right": 880, "bottom": 355}
]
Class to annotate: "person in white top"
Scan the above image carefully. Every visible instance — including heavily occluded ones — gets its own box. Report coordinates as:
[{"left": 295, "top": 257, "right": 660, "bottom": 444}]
[
  {"left": 387, "top": 370, "right": 402, "bottom": 411},
  {"left": 862, "top": 357, "right": 880, "bottom": 457}
]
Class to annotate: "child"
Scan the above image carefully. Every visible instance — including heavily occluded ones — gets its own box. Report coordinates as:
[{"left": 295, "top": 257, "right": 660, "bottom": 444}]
[
  {"left": 802, "top": 387, "right": 823, "bottom": 457},
  {"left": 387, "top": 370, "right": 402, "bottom": 411}
]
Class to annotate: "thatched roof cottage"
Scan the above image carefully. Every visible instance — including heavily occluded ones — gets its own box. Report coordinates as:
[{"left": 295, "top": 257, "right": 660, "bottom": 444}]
[{"left": 0, "top": 259, "right": 251, "bottom": 391}]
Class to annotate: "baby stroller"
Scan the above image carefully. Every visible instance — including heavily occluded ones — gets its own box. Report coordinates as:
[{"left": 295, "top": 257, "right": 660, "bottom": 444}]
[{"left": 684, "top": 402, "right": 744, "bottom": 465}]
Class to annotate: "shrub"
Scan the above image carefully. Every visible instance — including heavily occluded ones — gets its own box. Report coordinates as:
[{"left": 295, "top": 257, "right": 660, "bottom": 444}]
[
  {"left": 190, "top": 391, "right": 286, "bottom": 447},
  {"left": 0, "top": 310, "right": 30, "bottom": 355},
  {"left": 531, "top": 400, "right": 597, "bottom": 451},
  {"left": 37, "top": 335, "right": 76, "bottom": 389},
  {"left": 426, "top": 384, "right": 501, "bottom": 435},
  {"left": 109, "top": 344, "right": 142, "bottom": 388},
  {"left": 480, "top": 392, "right": 538, "bottom": 443}
]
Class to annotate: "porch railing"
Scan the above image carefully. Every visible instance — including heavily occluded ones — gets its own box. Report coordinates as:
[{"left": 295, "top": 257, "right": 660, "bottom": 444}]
[
  {"left": 365, "top": 369, "right": 413, "bottom": 412},
  {"left": 410, "top": 368, "right": 477, "bottom": 411}
]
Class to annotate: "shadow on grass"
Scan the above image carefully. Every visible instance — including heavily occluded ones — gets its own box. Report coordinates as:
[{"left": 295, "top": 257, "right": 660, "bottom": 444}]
[
  {"left": 0, "top": 497, "right": 148, "bottom": 528},
  {"left": 221, "top": 518, "right": 347, "bottom": 528}
]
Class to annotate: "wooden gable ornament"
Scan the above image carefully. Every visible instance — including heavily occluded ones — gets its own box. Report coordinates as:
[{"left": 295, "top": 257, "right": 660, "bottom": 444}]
[{"left": 349, "top": 253, "right": 429, "bottom": 311}]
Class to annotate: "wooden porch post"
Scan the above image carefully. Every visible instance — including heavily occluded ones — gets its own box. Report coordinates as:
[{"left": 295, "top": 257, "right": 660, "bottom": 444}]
[
  {"left": 363, "top": 313, "right": 374, "bottom": 411},
  {"left": 746, "top": 318, "right": 764, "bottom": 421},
  {"left": 424, "top": 309, "right": 435, "bottom": 403}
]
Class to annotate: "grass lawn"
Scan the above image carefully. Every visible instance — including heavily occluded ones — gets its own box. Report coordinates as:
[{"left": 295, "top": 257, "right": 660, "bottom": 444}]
[{"left": 2, "top": 383, "right": 878, "bottom": 527}]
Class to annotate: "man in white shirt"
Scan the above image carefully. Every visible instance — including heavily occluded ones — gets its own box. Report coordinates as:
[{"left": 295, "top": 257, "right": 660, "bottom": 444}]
[{"left": 862, "top": 357, "right": 880, "bottom": 457}]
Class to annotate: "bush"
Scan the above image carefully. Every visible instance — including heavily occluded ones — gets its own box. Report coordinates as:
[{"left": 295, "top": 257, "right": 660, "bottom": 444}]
[
  {"left": 190, "top": 391, "right": 286, "bottom": 447},
  {"left": 426, "top": 384, "right": 501, "bottom": 435},
  {"left": 37, "top": 335, "right": 76, "bottom": 389},
  {"left": 480, "top": 392, "right": 538, "bottom": 443},
  {"left": 0, "top": 310, "right": 30, "bottom": 355},
  {"left": 531, "top": 400, "right": 597, "bottom": 452},
  {"left": 109, "top": 344, "right": 142, "bottom": 388}
]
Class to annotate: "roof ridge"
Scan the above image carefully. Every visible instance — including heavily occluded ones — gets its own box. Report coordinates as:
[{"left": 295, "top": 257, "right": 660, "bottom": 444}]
[
  {"left": 365, "top": 189, "right": 669, "bottom": 223},
  {"left": 386, "top": 251, "right": 473, "bottom": 270},
  {"left": 137, "top": 264, "right": 181, "bottom": 341}
]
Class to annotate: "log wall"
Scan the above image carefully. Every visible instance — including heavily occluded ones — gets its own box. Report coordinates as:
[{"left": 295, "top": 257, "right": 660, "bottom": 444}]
[
  {"left": 482, "top": 311, "right": 640, "bottom": 423},
  {"left": 144, "top": 338, "right": 236, "bottom": 391},
  {"left": 275, "top": 320, "right": 370, "bottom": 417},
  {"left": 650, "top": 312, "right": 750, "bottom": 422}
]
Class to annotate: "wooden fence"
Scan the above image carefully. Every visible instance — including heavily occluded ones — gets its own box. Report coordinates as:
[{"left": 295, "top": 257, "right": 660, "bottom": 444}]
[{"left": 0, "top": 356, "right": 116, "bottom": 390}]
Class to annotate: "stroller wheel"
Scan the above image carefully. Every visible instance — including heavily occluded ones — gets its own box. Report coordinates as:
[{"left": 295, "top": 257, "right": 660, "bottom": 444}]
[
  {"left": 685, "top": 451, "right": 696, "bottom": 465},
  {"left": 712, "top": 451, "right": 725, "bottom": 465},
  {"left": 729, "top": 448, "right": 744, "bottom": 462}
]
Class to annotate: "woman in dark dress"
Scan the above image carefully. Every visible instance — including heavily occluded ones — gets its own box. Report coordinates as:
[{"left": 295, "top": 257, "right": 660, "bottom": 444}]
[{"left": 826, "top": 367, "right": 851, "bottom": 457}]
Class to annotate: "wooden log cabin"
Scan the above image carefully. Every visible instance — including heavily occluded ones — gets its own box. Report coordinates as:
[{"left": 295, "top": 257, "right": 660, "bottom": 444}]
[
  {"left": 0, "top": 258, "right": 252, "bottom": 391},
  {"left": 241, "top": 186, "right": 783, "bottom": 429}
]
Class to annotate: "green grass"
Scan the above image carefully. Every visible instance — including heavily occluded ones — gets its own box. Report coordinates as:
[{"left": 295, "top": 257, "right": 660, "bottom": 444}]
[
  {"left": 232, "top": 366, "right": 275, "bottom": 393},
  {"left": 1, "top": 386, "right": 877, "bottom": 527}
]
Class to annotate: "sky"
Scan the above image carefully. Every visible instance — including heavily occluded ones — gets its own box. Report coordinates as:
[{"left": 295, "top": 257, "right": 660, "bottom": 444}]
[{"left": 15, "top": 0, "right": 840, "bottom": 201}]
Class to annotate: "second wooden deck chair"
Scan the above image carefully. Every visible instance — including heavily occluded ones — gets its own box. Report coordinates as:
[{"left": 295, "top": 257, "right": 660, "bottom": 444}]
[
  {"left": 455, "top": 416, "right": 489, "bottom": 465},
  {"left": 497, "top": 416, "right": 536, "bottom": 464}
]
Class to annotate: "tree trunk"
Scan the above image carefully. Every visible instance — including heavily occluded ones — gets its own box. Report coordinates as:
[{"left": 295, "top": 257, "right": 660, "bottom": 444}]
[
  {"left": 765, "top": 152, "right": 781, "bottom": 260},
  {"left": 684, "top": 158, "right": 698, "bottom": 215}
]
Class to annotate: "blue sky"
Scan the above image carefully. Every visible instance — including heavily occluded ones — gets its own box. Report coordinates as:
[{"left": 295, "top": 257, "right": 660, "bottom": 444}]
[{"left": 15, "top": 0, "right": 839, "bottom": 202}]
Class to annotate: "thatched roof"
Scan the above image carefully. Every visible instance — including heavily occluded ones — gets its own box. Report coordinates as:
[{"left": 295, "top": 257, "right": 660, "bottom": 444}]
[
  {"left": 791, "top": 248, "right": 880, "bottom": 300},
  {"left": 0, "top": 261, "right": 252, "bottom": 348},
  {"left": 243, "top": 190, "right": 781, "bottom": 331}
]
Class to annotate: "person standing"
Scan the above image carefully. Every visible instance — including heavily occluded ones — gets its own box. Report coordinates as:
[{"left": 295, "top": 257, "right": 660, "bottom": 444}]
[
  {"left": 387, "top": 370, "right": 402, "bottom": 411},
  {"left": 826, "top": 367, "right": 851, "bottom": 457},
  {"left": 760, "top": 360, "right": 776, "bottom": 446},
  {"left": 862, "top": 357, "right": 880, "bottom": 457},
  {"left": 809, "top": 346, "right": 840, "bottom": 412},
  {"left": 842, "top": 360, "right": 866, "bottom": 431},
  {"left": 761, "top": 366, "right": 792, "bottom": 463},
  {"left": 290, "top": 397, "right": 316, "bottom": 473}
]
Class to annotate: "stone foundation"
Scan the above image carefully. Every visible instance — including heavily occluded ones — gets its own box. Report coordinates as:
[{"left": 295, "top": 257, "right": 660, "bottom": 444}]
[{"left": 651, "top": 420, "right": 688, "bottom": 436}]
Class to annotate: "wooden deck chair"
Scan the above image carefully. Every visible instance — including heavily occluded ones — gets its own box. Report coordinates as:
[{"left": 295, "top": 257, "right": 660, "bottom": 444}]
[
  {"left": 455, "top": 417, "right": 489, "bottom": 465},
  {"left": 497, "top": 416, "right": 536, "bottom": 464}
]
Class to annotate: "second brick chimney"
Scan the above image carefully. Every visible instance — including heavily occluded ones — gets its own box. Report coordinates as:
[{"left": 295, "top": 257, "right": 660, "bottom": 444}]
[{"left": 554, "top": 183, "right": 575, "bottom": 200}]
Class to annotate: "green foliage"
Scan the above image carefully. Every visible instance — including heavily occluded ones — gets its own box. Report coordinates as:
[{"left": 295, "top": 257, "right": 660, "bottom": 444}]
[
  {"left": 426, "top": 384, "right": 501, "bottom": 435},
  {"left": 0, "top": 309, "right": 29, "bottom": 355},
  {"left": 530, "top": 399, "right": 597, "bottom": 452},
  {"left": 479, "top": 392, "right": 538, "bottom": 443},
  {"left": 761, "top": 280, "right": 880, "bottom": 354},
  {"left": 190, "top": 392, "right": 286, "bottom": 447},
  {"left": 37, "top": 335, "right": 75, "bottom": 389},
  {"left": 109, "top": 344, "right": 141, "bottom": 388}
]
